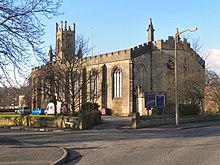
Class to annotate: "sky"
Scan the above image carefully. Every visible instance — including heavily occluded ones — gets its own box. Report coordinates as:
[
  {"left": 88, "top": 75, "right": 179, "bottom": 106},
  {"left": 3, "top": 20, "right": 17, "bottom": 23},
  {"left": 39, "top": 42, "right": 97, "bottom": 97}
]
[{"left": 42, "top": 0, "right": 220, "bottom": 73}]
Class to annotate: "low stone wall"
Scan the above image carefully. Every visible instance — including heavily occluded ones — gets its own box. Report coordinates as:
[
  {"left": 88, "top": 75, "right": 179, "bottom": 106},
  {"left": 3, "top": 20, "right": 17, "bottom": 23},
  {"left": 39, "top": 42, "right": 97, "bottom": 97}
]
[
  {"left": 0, "top": 116, "right": 35, "bottom": 126},
  {"left": 0, "top": 115, "right": 89, "bottom": 130},
  {"left": 0, "top": 110, "right": 102, "bottom": 130},
  {"left": 132, "top": 112, "right": 220, "bottom": 129}
]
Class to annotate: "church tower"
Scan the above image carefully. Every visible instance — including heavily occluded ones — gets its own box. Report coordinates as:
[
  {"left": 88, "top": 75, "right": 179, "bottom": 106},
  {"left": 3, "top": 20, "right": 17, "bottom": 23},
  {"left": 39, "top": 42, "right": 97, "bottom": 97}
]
[
  {"left": 147, "top": 18, "right": 155, "bottom": 42},
  {"left": 56, "top": 21, "right": 75, "bottom": 61}
]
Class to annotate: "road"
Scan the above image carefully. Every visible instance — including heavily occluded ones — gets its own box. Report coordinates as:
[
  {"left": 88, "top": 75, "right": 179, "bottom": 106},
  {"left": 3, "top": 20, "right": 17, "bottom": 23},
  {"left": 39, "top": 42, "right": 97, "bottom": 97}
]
[{"left": 1, "top": 116, "right": 220, "bottom": 164}]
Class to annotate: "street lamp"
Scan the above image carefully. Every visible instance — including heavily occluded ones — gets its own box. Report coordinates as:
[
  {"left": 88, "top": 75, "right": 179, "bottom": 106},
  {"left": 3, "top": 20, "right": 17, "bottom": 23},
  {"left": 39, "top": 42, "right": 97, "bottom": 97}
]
[{"left": 175, "top": 27, "right": 198, "bottom": 126}]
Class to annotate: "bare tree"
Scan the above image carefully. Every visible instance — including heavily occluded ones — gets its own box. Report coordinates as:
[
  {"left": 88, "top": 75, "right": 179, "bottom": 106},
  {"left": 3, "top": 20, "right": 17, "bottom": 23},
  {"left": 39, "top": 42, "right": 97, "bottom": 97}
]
[
  {"left": 31, "top": 35, "right": 101, "bottom": 115},
  {"left": 204, "top": 70, "right": 220, "bottom": 112},
  {"left": 164, "top": 36, "right": 205, "bottom": 109},
  {"left": 189, "top": 36, "right": 203, "bottom": 54},
  {"left": 178, "top": 70, "right": 204, "bottom": 104},
  {"left": 0, "top": 0, "right": 62, "bottom": 85},
  {"left": 182, "top": 34, "right": 203, "bottom": 53},
  {"left": 0, "top": 85, "right": 30, "bottom": 110}
]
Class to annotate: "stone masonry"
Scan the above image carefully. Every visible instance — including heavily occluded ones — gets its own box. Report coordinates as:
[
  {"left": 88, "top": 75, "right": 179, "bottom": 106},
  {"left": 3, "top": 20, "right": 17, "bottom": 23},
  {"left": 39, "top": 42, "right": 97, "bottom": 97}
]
[{"left": 31, "top": 19, "right": 205, "bottom": 116}]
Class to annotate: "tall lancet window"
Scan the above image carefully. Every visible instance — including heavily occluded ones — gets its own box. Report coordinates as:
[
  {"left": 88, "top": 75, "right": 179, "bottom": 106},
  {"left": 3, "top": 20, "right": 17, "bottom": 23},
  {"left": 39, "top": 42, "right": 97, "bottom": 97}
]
[
  {"left": 74, "top": 75, "right": 80, "bottom": 98},
  {"left": 90, "top": 70, "right": 98, "bottom": 100},
  {"left": 113, "top": 67, "right": 122, "bottom": 98}
]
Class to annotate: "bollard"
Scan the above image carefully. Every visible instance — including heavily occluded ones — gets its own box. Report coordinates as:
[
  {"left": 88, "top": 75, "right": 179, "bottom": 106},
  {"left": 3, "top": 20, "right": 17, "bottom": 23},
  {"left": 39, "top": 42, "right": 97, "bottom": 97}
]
[{"left": 132, "top": 112, "right": 140, "bottom": 129}]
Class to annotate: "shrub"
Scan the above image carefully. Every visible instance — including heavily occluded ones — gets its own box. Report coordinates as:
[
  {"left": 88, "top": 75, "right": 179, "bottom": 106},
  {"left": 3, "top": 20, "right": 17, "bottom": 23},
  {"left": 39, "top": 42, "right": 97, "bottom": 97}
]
[
  {"left": 151, "top": 108, "right": 163, "bottom": 115},
  {"left": 81, "top": 102, "right": 100, "bottom": 112},
  {"left": 91, "top": 110, "right": 102, "bottom": 125},
  {"left": 179, "top": 104, "right": 200, "bottom": 116},
  {"left": 163, "top": 103, "right": 175, "bottom": 115},
  {"left": 79, "top": 102, "right": 102, "bottom": 128}
]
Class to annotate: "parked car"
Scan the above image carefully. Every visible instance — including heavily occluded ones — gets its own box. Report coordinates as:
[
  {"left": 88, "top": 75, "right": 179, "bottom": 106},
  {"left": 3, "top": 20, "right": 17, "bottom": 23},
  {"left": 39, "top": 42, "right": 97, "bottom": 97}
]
[
  {"left": 32, "top": 108, "right": 44, "bottom": 115},
  {"left": 15, "top": 107, "right": 31, "bottom": 114}
]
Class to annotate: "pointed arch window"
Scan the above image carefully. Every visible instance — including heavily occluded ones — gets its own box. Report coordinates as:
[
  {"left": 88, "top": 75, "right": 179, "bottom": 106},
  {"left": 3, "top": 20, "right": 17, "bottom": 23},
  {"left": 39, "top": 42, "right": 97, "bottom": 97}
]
[
  {"left": 82, "top": 68, "right": 87, "bottom": 103},
  {"left": 73, "top": 75, "right": 80, "bottom": 98},
  {"left": 90, "top": 70, "right": 98, "bottom": 99},
  {"left": 137, "top": 64, "right": 146, "bottom": 90},
  {"left": 58, "top": 80, "right": 63, "bottom": 94},
  {"left": 113, "top": 67, "right": 122, "bottom": 98},
  {"left": 101, "top": 65, "right": 107, "bottom": 108}
]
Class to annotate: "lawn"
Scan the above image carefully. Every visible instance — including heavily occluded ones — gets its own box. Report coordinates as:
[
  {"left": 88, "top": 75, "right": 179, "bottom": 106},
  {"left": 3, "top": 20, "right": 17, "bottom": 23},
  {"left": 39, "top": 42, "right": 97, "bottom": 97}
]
[{"left": 0, "top": 114, "right": 55, "bottom": 118}]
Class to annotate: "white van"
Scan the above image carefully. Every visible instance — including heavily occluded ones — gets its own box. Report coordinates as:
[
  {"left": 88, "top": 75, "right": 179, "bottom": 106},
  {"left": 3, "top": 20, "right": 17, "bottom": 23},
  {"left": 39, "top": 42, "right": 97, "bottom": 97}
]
[{"left": 44, "top": 102, "right": 61, "bottom": 115}]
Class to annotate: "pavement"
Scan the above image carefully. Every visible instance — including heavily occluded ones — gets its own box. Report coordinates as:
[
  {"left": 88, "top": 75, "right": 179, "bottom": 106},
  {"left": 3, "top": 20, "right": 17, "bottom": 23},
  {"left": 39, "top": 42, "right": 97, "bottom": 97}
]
[
  {"left": 0, "top": 136, "right": 67, "bottom": 165},
  {"left": 1, "top": 116, "right": 220, "bottom": 165}
]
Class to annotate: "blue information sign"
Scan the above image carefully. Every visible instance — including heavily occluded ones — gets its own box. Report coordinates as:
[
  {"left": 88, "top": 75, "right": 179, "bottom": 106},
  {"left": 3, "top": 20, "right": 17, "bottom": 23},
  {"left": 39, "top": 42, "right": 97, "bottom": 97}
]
[
  {"left": 145, "top": 92, "right": 166, "bottom": 108},
  {"left": 155, "top": 95, "right": 166, "bottom": 108},
  {"left": 145, "top": 92, "right": 156, "bottom": 108}
]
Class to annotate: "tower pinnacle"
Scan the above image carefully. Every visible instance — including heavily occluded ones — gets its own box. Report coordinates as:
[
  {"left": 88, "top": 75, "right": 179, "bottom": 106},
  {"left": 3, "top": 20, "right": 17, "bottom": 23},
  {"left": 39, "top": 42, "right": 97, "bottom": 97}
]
[
  {"left": 48, "top": 45, "right": 53, "bottom": 62},
  {"left": 56, "top": 21, "right": 75, "bottom": 61},
  {"left": 147, "top": 18, "right": 155, "bottom": 42}
]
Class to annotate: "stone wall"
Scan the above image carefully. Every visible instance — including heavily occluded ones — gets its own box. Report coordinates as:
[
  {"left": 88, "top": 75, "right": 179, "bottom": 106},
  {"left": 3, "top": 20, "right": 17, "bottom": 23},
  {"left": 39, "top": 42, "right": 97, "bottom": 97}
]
[
  {"left": 0, "top": 113, "right": 101, "bottom": 130},
  {"left": 132, "top": 37, "right": 205, "bottom": 106},
  {"left": 84, "top": 49, "right": 133, "bottom": 116}
]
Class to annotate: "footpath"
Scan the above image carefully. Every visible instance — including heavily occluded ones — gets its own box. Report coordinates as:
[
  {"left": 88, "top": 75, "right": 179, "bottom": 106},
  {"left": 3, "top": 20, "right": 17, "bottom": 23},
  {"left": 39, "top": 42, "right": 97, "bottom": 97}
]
[
  {"left": 0, "top": 136, "right": 67, "bottom": 165},
  {"left": 1, "top": 116, "right": 220, "bottom": 165}
]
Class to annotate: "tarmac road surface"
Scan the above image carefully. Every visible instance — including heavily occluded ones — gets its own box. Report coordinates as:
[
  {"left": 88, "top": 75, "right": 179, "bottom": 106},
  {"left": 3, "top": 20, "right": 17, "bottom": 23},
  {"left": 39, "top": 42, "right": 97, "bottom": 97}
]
[{"left": 1, "top": 116, "right": 220, "bottom": 165}]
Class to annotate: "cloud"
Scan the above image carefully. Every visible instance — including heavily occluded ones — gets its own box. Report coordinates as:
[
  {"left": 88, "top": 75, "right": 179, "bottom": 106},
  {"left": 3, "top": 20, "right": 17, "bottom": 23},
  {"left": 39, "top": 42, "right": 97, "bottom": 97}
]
[{"left": 205, "top": 49, "right": 220, "bottom": 73}]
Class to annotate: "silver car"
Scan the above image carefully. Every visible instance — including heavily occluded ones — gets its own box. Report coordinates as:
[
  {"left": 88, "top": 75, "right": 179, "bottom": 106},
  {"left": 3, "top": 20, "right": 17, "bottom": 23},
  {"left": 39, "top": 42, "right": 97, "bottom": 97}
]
[{"left": 15, "top": 107, "right": 31, "bottom": 114}]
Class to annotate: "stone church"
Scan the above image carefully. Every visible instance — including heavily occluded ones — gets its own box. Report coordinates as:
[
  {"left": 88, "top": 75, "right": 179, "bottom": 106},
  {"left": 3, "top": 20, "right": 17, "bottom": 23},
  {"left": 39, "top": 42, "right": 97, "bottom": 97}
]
[{"left": 31, "top": 19, "right": 205, "bottom": 116}]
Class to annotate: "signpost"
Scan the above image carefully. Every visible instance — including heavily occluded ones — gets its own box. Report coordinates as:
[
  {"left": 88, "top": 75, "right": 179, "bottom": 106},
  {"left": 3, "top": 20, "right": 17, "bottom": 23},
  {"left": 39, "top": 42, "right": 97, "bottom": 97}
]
[{"left": 145, "top": 92, "right": 166, "bottom": 108}]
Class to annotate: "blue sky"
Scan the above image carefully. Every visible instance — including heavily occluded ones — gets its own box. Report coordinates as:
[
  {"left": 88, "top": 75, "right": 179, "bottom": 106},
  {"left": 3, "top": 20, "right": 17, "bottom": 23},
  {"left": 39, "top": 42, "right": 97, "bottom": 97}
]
[{"left": 42, "top": 0, "right": 220, "bottom": 72}]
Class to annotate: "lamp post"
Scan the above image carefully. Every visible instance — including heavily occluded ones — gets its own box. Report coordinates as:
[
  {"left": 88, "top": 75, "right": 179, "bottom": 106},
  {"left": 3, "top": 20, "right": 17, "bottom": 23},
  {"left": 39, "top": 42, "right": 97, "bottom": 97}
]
[{"left": 175, "top": 27, "right": 198, "bottom": 126}]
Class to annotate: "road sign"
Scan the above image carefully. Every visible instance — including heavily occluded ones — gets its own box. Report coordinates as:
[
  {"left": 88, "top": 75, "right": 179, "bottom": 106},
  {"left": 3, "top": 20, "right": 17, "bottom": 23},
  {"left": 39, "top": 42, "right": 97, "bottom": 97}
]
[
  {"left": 145, "top": 92, "right": 166, "bottom": 108},
  {"left": 145, "top": 92, "right": 155, "bottom": 108},
  {"left": 155, "top": 94, "right": 166, "bottom": 108}
]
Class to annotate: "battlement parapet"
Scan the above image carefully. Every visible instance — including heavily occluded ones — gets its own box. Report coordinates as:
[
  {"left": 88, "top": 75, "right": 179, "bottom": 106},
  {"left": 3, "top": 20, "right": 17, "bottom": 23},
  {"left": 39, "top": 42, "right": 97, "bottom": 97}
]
[
  {"left": 131, "top": 35, "right": 204, "bottom": 68},
  {"left": 32, "top": 66, "right": 40, "bottom": 71},
  {"left": 56, "top": 21, "right": 75, "bottom": 32},
  {"left": 153, "top": 36, "right": 192, "bottom": 50},
  {"left": 31, "top": 61, "right": 57, "bottom": 72},
  {"left": 83, "top": 49, "right": 131, "bottom": 65},
  {"left": 32, "top": 65, "right": 45, "bottom": 71},
  {"left": 158, "top": 36, "right": 205, "bottom": 68},
  {"left": 154, "top": 36, "right": 175, "bottom": 50},
  {"left": 131, "top": 43, "right": 152, "bottom": 57},
  {"left": 131, "top": 38, "right": 178, "bottom": 56}
]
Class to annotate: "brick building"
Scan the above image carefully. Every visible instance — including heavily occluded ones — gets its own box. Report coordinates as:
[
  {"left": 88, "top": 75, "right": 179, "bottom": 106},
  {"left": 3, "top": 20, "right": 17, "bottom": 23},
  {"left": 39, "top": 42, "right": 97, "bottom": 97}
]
[{"left": 31, "top": 19, "right": 205, "bottom": 116}]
